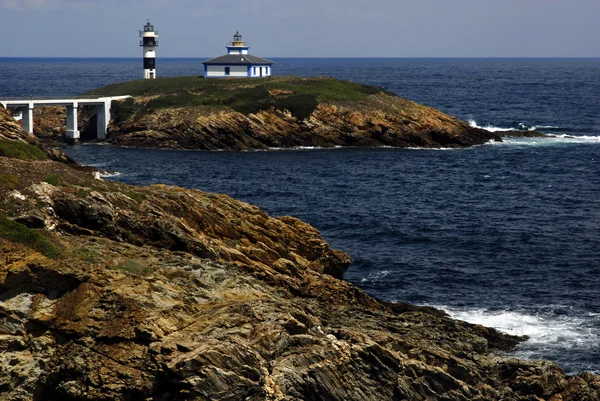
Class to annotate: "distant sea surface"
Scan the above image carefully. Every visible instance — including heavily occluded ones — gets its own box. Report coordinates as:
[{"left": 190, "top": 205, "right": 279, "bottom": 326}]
[{"left": 1, "top": 57, "right": 599, "bottom": 375}]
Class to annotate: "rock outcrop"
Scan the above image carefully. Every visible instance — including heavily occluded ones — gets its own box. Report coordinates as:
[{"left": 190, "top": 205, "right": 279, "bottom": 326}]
[
  {"left": 0, "top": 107, "right": 77, "bottom": 165},
  {"left": 1, "top": 104, "right": 599, "bottom": 400},
  {"left": 82, "top": 76, "right": 502, "bottom": 150},
  {"left": 106, "top": 95, "right": 500, "bottom": 150}
]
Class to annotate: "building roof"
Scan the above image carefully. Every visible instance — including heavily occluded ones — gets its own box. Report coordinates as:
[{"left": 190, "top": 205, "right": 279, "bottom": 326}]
[{"left": 202, "top": 54, "right": 274, "bottom": 66}]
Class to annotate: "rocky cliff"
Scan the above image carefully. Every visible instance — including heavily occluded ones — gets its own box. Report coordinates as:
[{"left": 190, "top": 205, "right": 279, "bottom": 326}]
[
  {"left": 1, "top": 106, "right": 599, "bottom": 400},
  {"left": 82, "top": 76, "right": 502, "bottom": 150}
]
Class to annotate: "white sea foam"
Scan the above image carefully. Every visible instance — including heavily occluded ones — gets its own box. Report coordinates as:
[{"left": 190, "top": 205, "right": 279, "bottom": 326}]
[
  {"left": 516, "top": 123, "right": 563, "bottom": 131},
  {"left": 470, "top": 120, "right": 565, "bottom": 133},
  {"left": 266, "top": 146, "right": 344, "bottom": 151},
  {"left": 80, "top": 142, "right": 112, "bottom": 146},
  {"left": 405, "top": 146, "right": 457, "bottom": 151},
  {"left": 361, "top": 270, "right": 391, "bottom": 283},
  {"left": 468, "top": 119, "right": 518, "bottom": 132},
  {"left": 441, "top": 307, "right": 575, "bottom": 340},
  {"left": 99, "top": 171, "right": 122, "bottom": 178},
  {"left": 438, "top": 306, "right": 599, "bottom": 373},
  {"left": 526, "top": 125, "right": 561, "bottom": 130},
  {"left": 470, "top": 120, "right": 600, "bottom": 146},
  {"left": 496, "top": 135, "right": 600, "bottom": 147}
]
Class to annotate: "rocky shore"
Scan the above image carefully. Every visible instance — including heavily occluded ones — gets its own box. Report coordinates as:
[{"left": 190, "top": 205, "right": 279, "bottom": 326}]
[
  {"left": 1, "top": 105, "right": 599, "bottom": 400},
  {"left": 29, "top": 76, "right": 550, "bottom": 151},
  {"left": 32, "top": 76, "right": 512, "bottom": 150}
]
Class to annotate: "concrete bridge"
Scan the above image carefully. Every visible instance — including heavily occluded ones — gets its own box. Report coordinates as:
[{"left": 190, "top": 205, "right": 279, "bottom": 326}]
[{"left": 0, "top": 96, "right": 130, "bottom": 141}]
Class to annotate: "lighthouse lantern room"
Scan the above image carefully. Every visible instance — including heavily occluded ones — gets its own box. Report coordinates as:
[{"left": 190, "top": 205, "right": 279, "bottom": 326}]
[
  {"left": 227, "top": 31, "right": 250, "bottom": 55},
  {"left": 139, "top": 20, "right": 158, "bottom": 79}
]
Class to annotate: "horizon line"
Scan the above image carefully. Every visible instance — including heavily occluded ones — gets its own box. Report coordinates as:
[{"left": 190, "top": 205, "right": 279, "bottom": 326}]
[{"left": 1, "top": 56, "right": 599, "bottom": 60}]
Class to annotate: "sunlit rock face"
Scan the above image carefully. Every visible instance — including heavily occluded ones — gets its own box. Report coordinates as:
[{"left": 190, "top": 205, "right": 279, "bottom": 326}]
[{"left": 0, "top": 105, "right": 599, "bottom": 401}]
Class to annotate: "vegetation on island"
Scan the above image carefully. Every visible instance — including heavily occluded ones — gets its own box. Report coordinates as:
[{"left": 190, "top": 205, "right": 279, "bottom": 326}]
[
  {"left": 84, "top": 76, "right": 393, "bottom": 120},
  {"left": 80, "top": 75, "right": 504, "bottom": 150}
]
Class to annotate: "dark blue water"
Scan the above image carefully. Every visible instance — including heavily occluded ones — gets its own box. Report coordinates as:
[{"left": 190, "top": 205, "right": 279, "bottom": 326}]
[{"left": 2, "top": 58, "right": 599, "bottom": 375}]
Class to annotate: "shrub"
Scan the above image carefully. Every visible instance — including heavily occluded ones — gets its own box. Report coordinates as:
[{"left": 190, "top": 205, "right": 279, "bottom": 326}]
[
  {"left": 114, "top": 259, "right": 152, "bottom": 276},
  {"left": 43, "top": 174, "right": 63, "bottom": 186},
  {"left": 84, "top": 76, "right": 392, "bottom": 120},
  {"left": 0, "top": 174, "right": 20, "bottom": 189},
  {"left": 0, "top": 214, "right": 61, "bottom": 258},
  {"left": 0, "top": 139, "right": 47, "bottom": 160}
]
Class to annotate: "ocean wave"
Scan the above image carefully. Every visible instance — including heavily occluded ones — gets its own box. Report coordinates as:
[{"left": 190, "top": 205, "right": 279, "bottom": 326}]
[
  {"left": 405, "top": 146, "right": 458, "bottom": 151},
  {"left": 265, "top": 146, "right": 344, "bottom": 151},
  {"left": 494, "top": 135, "right": 600, "bottom": 147},
  {"left": 438, "top": 306, "right": 599, "bottom": 374},
  {"left": 360, "top": 270, "right": 391, "bottom": 283},
  {"left": 517, "top": 123, "right": 565, "bottom": 131},
  {"left": 470, "top": 120, "right": 569, "bottom": 133},
  {"left": 99, "top": 171, "right": 122, "bottom": 178},
  {"left": 468, "top": 120, "right": 518, "bottom": 132},
  {"left": 88, "top": 160, "right": 116, "bottom": 168}
]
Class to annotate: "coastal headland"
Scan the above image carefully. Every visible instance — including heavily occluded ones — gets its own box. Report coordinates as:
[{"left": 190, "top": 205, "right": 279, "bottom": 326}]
[
  {"left": 32, "top": 76, "right": 515, "bottom": 150},
  {"left": 0, "top": 105, "right": 599, "bottom": 399}
]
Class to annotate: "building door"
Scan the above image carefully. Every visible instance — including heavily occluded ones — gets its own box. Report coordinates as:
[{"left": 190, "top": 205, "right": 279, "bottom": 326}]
[
  {"left": 149, "top": 72, "right": 154, "bottom": 79},
  {"left": 260, "top": 67, "right": 263, "bottom": 77}
]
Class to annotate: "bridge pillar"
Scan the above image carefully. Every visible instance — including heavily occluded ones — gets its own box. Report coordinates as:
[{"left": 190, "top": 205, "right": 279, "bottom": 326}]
[
  {"left": 65, "top": 102, "right": 80, "bottom": 143},
  {"left": 21, "top": 103, "right": 34, "bottom": 134},
  {"left": 96, "top": 101, "right": 110, "bottom": 140}
]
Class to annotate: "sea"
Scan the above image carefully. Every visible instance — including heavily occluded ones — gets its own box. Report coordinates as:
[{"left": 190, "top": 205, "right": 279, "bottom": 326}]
[{"left": 1, "top": 57, "right": 599, "bottom": 375}]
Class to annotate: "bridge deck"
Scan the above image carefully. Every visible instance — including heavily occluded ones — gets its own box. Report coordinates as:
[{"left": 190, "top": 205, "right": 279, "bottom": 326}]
[
  {"left": 0, "top": 96, "right": 130, "bottom": 141},
  {"left": 0, "top": 96, "right": 130, "bottom": 107}
]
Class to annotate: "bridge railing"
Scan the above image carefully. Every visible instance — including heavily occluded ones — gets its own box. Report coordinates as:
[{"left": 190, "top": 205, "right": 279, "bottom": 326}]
[{"left": 0, "top": 95, "right": 113, "bottom": 101}]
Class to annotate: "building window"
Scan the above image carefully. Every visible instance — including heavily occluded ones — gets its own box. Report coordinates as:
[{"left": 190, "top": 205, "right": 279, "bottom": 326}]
[
  {"left": 253, "top": 67, "right": 256, "bottom": 75},
  {"left": 225, "top": 67, "right": 230, "bottom": 76}
]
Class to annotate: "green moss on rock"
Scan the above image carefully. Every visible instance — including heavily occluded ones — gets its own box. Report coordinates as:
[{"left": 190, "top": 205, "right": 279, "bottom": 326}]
[
  {"left": 0, "top": 173, "right": 20, "bottom": 190},
  {"left": 113, "top": 259, "right": 152, "bottom": 276},
  {"left": 0, "top": 139, "right": 47, "bottom": 161},
  {"left": 43, "top": 174, "right": 63, "bottom": 186},
  {"left": 0, "top": 214, "right": 61, "bottom": 258}
]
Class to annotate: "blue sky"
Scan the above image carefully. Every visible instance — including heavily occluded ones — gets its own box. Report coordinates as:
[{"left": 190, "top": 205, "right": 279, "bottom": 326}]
[{"left": 1, "top": 0, "right": 598, "bottom": 57}]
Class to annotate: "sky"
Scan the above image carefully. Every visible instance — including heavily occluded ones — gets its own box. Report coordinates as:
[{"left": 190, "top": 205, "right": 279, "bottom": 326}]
[{"left": 0, "top": 0, "right": 598, "bottom": 58}]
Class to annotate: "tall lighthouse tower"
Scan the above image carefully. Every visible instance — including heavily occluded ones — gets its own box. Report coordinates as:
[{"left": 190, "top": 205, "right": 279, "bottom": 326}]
[{"left": 139, "top": 20, "right": 158, "bottom": 79}]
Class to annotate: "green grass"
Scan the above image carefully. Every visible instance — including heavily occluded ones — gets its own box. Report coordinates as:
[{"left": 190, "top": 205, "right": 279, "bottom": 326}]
[
  {"left": 0, "top": 139, "right": 47, "bottom": 161},
  {"left": 123, "top": 190, "right": 146, "bottom": 203},
  {"left": 84, "top": 76, "right": 393, "bottom": 120},
  {"left": 70, "top": 246, "right": 101, "bottom": 263},
  {"left": 113, "top": 259, "right": 152, "bottom": 276},
  {"left": 43, "top": 174, "right": 63, "bottom": 186},
  {"left": 0, "top": 214, "right": 61, "bottom": 258},
  {"left": 0, "top": 174, "right": 20, "bottom": 190}
]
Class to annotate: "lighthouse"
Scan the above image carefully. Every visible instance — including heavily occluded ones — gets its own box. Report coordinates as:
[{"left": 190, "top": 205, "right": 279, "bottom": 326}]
[
  {"left": 139, "top": 20, "right": 158, "bottom": 79},
  {"left": 227, "top": 31, "right": 250, "bottom": 55},
  {"left": 202, "top": 32, "right": 274, "bottom": 78}
]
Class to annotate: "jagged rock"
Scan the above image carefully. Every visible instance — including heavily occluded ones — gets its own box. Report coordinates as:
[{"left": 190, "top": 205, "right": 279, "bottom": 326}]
[
  {"left": 108, "top": 96, "right": 501, "bottom": 151},
  {"left": 0, "top": 101, "right": 599, "bottom": 400},
  {"left": 0, "top": 106, "right": 77, "bottom": 164}
]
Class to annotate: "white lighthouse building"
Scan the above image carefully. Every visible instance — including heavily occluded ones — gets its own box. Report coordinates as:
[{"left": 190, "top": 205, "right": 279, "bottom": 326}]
[
  {"left": 139, "top": 20, "right": 158, "bottom": 79},
  {"left": 202, "top": 32, "right": 273, "bottom": 78}
]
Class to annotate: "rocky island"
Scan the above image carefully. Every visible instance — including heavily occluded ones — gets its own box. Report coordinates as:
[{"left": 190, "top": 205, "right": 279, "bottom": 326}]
[
  {"left": 1, "top": 102, "right": 599, "bottom": 399},
  {"left": 29, "top": 76, "right": 508, "bottom": 150}
]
